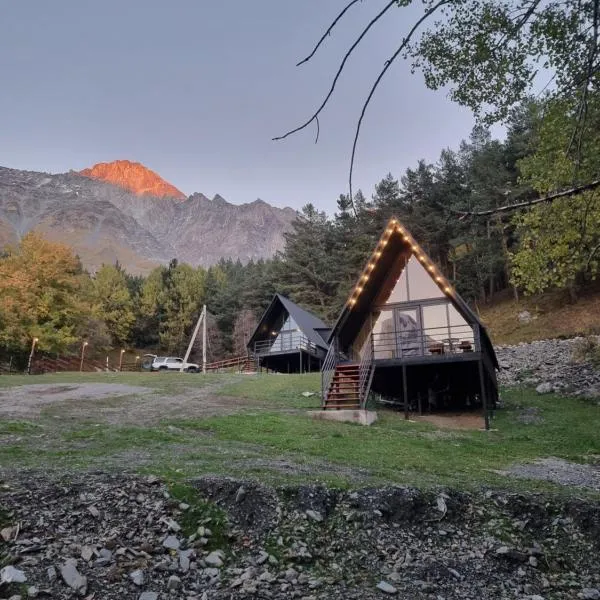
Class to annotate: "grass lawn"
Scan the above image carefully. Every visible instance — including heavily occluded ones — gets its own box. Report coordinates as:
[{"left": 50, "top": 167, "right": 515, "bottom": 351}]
[{"left": 0, "top": 372, "right": 598, "bottom": 495}]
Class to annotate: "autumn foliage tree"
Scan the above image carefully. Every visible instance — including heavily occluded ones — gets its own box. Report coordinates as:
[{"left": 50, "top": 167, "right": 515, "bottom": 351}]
[{"left": 0, "top": 233, "right": 87, "bottom": 353}]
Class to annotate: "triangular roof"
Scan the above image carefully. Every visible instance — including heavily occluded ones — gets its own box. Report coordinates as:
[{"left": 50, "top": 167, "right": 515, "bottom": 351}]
[
  {"left": 329, "top": 217, "right": 497, "bottom": 367},
  {"left": 247, "top": 294, "right": 329, "bottom": 351}
]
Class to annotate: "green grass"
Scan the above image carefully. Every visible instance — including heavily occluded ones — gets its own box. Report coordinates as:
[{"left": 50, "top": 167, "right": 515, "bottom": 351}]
[
  {"left": 175, "top": 387, "right": 600, "bottom": 492},
  {"left": 168, "top": 483, "right": 229, "bottom": 549},
  {"left": 217, "top": 372, "right": 321, "bottom": 408},
  {"left": 0, "top": 372, "right": 598, "bottom": 495}
]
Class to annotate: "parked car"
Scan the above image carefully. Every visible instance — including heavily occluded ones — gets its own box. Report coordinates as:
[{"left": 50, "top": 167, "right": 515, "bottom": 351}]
[{"left": 151, "top": 356, "right": 200, "bottom": 373}]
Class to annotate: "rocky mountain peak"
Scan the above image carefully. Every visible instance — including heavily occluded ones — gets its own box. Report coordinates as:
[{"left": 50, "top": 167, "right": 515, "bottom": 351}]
[{"left": 80, "top": 160, "right": 186, "bottom": 200}]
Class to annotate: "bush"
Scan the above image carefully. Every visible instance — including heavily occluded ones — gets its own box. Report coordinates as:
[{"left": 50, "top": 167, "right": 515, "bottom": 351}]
[{"left": 572, "top": 336, "right": 600, "bottom": 369}]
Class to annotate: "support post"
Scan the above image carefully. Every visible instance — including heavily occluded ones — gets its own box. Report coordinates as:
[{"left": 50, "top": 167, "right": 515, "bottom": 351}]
[
  {"left": 182, "top": 305, "right": 206, "bottom": 373},
  {"left": 478, "top": 359, "right": 490, "bottom": 430},
  {"left": 202, "top": 305, "right": 207, "bottom": 373},
  {"left": 79, "top": 341, "right": 88, "bottom": 373},
  {"left": 27, "top": 337, "right": 38, "bottom": 375},
  {"left": 299, "top": 349, "right": 302, "bottom": 374},
  {"left": 402, "top": 364, "right": 409, "bottom": 420}
]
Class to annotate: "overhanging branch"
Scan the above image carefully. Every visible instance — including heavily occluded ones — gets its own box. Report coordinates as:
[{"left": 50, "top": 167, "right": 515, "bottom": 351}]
[
  {"left": 297, "top": 0, "right": 364, "bottom": 67},
  {"left": 349, "top": 0, "right": 452, "bottom": 201},
  {"left": 451, "top": 179, "right": 600, "bottom": 219},
  {"left": 273, "top": 0, "right": 398, "bottom": 143}
]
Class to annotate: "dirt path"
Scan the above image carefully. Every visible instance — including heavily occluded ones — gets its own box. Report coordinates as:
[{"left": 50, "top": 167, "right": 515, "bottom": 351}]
[{"left": 0, "top": 381, "right": 252, "bottom": 424}]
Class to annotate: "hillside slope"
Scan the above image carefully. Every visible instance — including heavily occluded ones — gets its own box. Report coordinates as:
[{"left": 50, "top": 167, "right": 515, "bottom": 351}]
[{"left": 480, "top": 285, "right": 600, "bottom": 345}]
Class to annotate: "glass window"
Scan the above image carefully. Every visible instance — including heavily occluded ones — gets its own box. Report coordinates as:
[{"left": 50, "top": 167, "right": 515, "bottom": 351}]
[
  {"left": 448, "top": 304, "right": 474, "bottom": 346},
  {"left": 385, "top": 255, "right": 445, "bottom": 305},
  {"left": 270, "top": 312, "right": 301, "bottom": 352},
  {"left": 421, "top": 303, "right": 449, "bottom": 342}
]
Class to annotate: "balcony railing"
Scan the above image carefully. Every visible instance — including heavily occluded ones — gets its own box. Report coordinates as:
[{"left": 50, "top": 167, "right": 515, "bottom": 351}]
[
  {"left": 253, "top": 333, "right": 323, "bottom": 357},
  {"left": 372, "top": 324, "right": 478, "bottom": 360}
]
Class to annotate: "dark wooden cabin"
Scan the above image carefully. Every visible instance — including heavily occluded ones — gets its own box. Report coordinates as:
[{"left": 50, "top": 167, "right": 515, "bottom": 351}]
[
  {"left": 248, "top": 294, "right": 330, "bottom": 373},
  {"left": 322, "top": 217, "right": 498, "bottom": 428}
]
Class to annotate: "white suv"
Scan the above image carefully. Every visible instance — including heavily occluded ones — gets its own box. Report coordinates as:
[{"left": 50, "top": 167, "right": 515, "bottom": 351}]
[{"left": 151, "top": 356, "right": 200, "bottom": 373}]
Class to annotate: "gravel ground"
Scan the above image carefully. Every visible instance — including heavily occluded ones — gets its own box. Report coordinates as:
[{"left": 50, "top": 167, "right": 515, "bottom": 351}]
[
  {"left": 1, "top": 471, "right": 599, "bottom": 600},
  {"left": 506, "top": 458, "right": 600, "bottom": 492},
  {"left": 0, "top": 382, "right": 254, "bottom": 425},
  {"left": 0, "top": 384, "right": 149, "bottom": 418}
]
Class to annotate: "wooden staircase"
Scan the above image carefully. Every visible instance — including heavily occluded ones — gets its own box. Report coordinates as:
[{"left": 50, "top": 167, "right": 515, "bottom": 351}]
[{"left": 324, "top": 363, "right": 361, "bottom": 410}]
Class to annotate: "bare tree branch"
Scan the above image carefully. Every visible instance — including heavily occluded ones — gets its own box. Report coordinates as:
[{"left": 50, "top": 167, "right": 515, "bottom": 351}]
[
  {"left": 296, "top": 0, "right": 364, "bottom": 67},
  {"left": 567, "top": 0, "right": 599, "bottom": 165},
  {"left": 450, "top": 179, "right": 600, "bottom": 219},
  {"left": 273, "top": 0, "right": 398, "bottom": 143},
  {"left": 349, "top": 0, "right": 452, "bottom": 202}
]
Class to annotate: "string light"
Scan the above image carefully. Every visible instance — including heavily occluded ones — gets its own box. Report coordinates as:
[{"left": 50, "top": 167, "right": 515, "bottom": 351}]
[
  {"left": 349, "top": 298, "right": 356, "bottom": 306},
  {"left": 381, "top": 239, "right": 388, "bottom": 246},
  {"left": 367, "top": 263, "right": 375, "bottom": 271},
  {"left": 356, "top": 286, "right": 363, "bottom": 293},
  {"left": 427, "top": 265, "right": 435, "bottom": 272},
  {"left": 375, "top": 251, "right": 382, "bottom": 258},
  {"left": 444, "top": 286, "right": 452, "bottom": 294},
  {"left": 362, "top": 274, "right": 369, "bottom": 281},
  {"left": 436, "top": 276, "right": 443, "bottom": 283}
]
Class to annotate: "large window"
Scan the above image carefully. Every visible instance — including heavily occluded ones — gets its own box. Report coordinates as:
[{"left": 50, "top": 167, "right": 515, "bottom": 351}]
[
  {"left": 386, "top": 255, "right": 445, "bottom": 304},
  {"left": 372, "top": 300, "right": 474, "bottom": 358},
  {"left": 270, "top": 314, "right": 304, "bottom": 352}
]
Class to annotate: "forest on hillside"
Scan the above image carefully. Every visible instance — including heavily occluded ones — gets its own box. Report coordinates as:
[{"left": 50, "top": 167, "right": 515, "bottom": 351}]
[{"left": 1, "top": 94, "right": 599, "bottom": 364}]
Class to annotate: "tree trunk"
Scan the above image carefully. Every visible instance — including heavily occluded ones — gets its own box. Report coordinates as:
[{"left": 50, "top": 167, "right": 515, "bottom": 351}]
[
  {"left": 495, "top": 215, "right": 519, "bottom": 302},
  {"left": 487, "top": 220, "right": 494, "bottom": 301}
]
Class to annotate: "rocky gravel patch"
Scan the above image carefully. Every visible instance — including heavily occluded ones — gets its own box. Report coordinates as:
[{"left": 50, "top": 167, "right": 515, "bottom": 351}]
[
  {"left": 1, "top": 472, "right": 600, "bottom": 599},
  {"left": 506, "top": 458, "right": 600, "bottom": 492},
  {"left": 496, "top": 337, "right": 600, "bottom": 398}
]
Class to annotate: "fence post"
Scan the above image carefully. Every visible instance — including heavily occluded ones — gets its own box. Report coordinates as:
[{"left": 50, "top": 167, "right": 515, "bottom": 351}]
[{"left": 27, "top": 338, "right": 38, "bottom": 375}]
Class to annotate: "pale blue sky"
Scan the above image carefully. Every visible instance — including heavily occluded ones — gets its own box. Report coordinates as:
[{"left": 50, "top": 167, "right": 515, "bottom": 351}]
[{"left": 0, "top": 1, "right": 482, "bottom": 212}]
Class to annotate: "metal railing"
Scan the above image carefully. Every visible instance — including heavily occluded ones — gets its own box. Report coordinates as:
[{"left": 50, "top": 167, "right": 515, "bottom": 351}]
[
  {"left": 320, "top": 337, "right": 339, "bottom": 408},
  {"left": 254, "top": 334, "right": 322, "bottom": 357},
  {"left": 372, "top": 324, "right": 477, "bottom": 360},
  {"left": 357, "top": 332, "right": 375, "bottom": 409}
]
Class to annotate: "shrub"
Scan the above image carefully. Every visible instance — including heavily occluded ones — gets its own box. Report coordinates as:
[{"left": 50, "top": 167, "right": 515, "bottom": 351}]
[{"left": 572, "top": 336, "right": 600, "bottom": 369}]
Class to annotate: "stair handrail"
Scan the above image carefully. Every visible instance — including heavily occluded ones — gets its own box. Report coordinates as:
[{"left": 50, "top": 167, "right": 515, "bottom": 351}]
[
  {"left": 320, "top": 337, "right": 339, "bottom": 408},
  {"left": 358, "top": 332, "right": 375, "bottom": 409}
]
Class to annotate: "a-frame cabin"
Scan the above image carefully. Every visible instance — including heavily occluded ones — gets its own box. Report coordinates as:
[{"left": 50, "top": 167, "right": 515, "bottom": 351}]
[
  {"left": 248, "top": 294, "right": 330, "bottom": 373},
  {"left": 322, "top": 217, "right": 498, "bottom": 428}
]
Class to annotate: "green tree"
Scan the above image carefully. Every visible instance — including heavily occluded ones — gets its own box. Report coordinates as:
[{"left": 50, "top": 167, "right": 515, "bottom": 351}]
[
  {"left": 276, "top": 204, "right": 339, "bottom": 320},
  {"left": 140, "top": 261, "right": 206, "bottom": 353},
  {"left": 91, "top": 264, "right": 135, "bottom": 346},
  {"left": 510, "top": 95, "right": 600, "bottom": 298}
]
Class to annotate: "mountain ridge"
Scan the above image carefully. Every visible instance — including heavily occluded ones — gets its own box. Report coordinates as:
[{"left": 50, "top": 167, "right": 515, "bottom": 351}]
[{"left": 0, "top": 164, "right": 296, "bottom": 274}]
